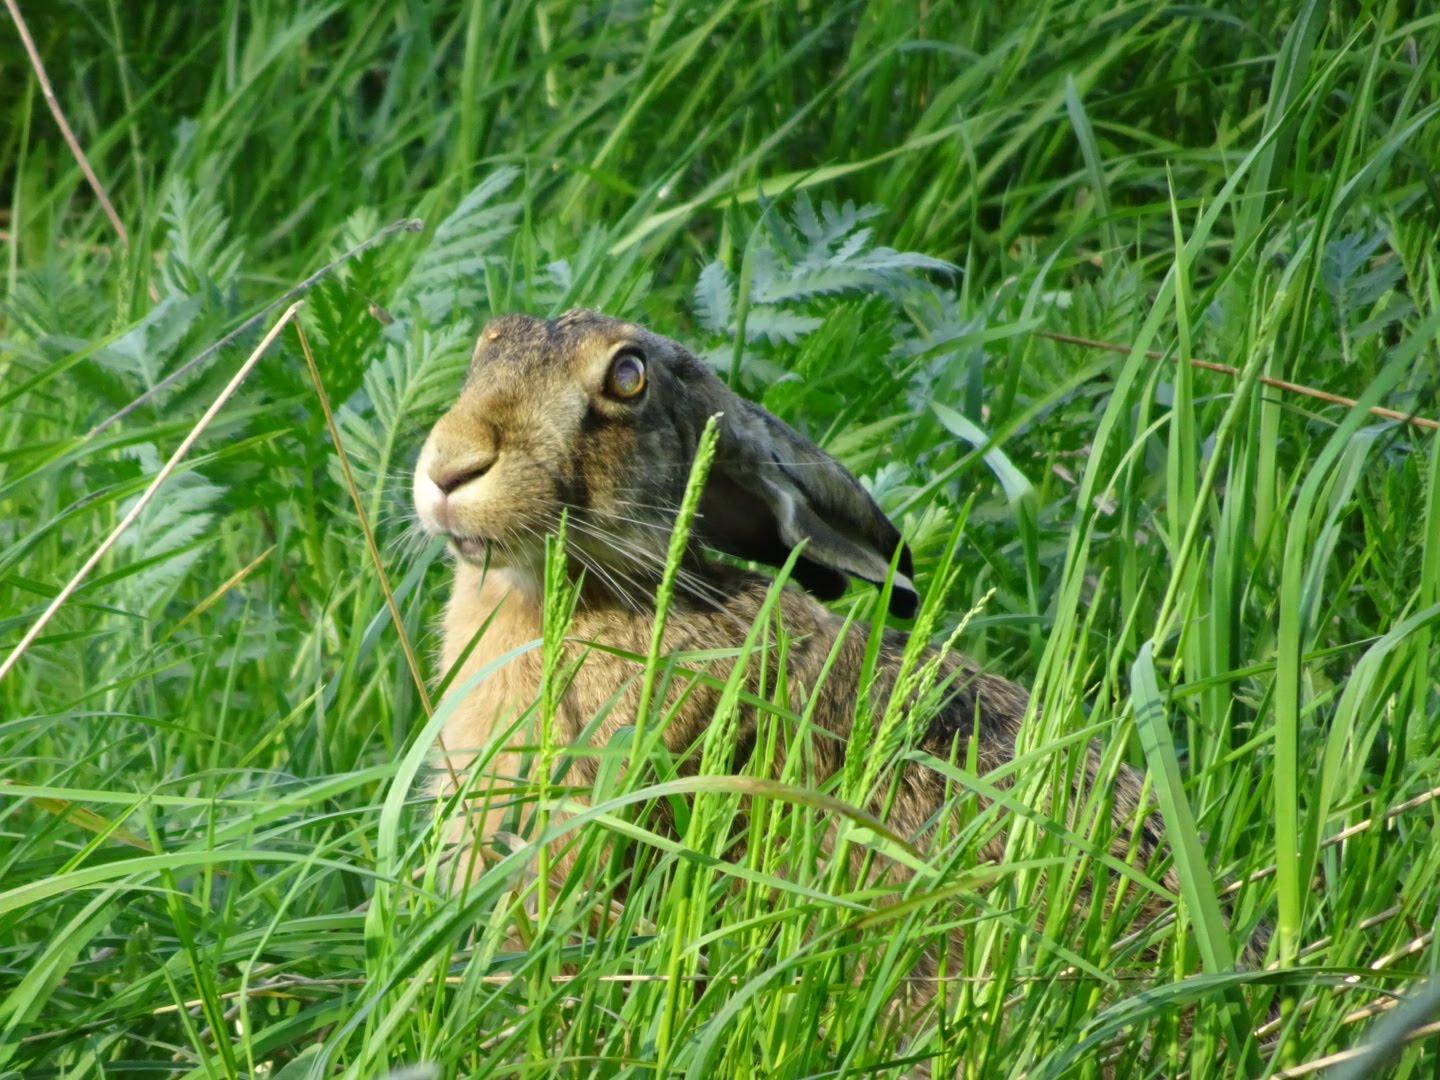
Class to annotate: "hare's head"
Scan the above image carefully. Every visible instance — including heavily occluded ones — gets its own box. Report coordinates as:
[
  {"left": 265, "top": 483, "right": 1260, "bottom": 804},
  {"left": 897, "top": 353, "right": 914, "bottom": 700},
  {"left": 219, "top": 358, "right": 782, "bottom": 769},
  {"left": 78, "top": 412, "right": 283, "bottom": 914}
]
[{"left": 413, "top": 309, "right": 916, "bottom": 617}]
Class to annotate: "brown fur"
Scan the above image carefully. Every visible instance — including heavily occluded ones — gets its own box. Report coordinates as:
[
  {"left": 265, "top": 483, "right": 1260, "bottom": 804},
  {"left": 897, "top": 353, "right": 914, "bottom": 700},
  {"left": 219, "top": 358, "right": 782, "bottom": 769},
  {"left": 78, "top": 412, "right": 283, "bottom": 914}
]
[{"left": 412, "top": 309, "right": 1258, "bottom": 1022}]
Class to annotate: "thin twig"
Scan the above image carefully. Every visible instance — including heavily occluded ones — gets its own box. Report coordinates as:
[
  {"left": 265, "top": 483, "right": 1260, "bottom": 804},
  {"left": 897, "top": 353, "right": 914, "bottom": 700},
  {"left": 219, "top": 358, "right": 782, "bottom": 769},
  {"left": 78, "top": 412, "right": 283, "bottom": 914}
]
[
  {"left": 1037, "top": 329, "right": 1439, "bottom": 431},
  {"left": 88, "top": 217, "right": 424, "bottom": 437},
  {"left": 1109, "top": 782, "right": 1440, "bottom": 958},
  {"left": 1269, "top": 1019, "right": 1440, "bottom": 1078},
  {"left": 1228, "top": 782, "right": 1440, "bottom": 900},
  {"left": 292, "top": 321, "right": 458, "bottom": 787},
  {"left": 1295, "top": 904, "right": 1405, "bottom": 964},
  {"left": 5, "top": 0, "right": 129, "bottom": 248},
  {"left": 1254, "top": 915, "right": 1427, "bottom": 1039},
  {"left": 0, "top": 303, "right": 304, "bottom": 685}
]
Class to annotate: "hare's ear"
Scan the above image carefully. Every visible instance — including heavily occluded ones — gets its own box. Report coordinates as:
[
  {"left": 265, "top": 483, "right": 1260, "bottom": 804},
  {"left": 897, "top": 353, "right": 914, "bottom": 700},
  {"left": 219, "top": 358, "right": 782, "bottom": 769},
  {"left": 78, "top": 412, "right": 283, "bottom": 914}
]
[{"left": 697, "top": 400, "right": 918, "bottom": 618}]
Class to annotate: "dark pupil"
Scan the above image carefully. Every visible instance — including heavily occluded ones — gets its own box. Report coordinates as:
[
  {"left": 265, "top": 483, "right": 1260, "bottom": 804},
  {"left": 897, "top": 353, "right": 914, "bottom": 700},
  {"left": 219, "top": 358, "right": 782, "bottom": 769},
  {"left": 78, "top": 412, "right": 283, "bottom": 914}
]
[{"left": 614, "top": 358, "right": 642, "bottom": 394}]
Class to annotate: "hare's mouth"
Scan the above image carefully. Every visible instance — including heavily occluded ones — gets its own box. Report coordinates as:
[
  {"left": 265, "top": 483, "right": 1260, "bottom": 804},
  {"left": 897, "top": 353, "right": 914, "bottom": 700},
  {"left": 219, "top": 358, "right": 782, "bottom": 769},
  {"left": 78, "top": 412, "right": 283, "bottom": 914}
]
[
  {"left": 446, "top": 530, "right": 547, "bottom": 575},
  {"left": 450, "top": 535, "right": 491, "bottom": 562}
]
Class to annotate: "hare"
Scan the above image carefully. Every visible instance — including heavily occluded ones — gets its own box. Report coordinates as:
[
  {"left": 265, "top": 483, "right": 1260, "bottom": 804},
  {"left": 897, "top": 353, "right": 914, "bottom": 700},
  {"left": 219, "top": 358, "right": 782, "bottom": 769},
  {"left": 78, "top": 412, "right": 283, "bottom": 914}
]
[{"left": 410, "top": 308, "right": 1257, "bottom": 1017}]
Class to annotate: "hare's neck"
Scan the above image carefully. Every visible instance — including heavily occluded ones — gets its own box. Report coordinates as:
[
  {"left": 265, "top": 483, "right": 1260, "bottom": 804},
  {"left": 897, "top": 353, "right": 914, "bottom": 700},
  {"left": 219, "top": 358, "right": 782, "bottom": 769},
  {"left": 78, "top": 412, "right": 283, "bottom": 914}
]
[
  {"left": 431, "top": 564, "right": 547, "bottom": 810},
  {"left": 440, "top": 564, "right": 545, "bottom": 676}
]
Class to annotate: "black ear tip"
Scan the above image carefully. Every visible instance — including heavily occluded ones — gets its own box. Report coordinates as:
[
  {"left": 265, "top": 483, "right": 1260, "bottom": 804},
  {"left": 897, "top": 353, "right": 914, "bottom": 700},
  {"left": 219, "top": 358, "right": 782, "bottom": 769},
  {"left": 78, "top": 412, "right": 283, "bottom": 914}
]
[
  {"left": 793, "top": 559, "right": 850, "bottom": 601},
  {"left": 888, "top": 587, "right": 919, "bottom": 620}
]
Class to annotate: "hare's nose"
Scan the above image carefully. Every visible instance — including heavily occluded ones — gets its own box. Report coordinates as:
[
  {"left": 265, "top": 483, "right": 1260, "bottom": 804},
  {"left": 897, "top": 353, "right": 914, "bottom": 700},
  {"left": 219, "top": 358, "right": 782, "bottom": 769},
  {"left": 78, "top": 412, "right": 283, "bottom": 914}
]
[{"left": 430, "top": 455, "right": 495, "bottom": 495}]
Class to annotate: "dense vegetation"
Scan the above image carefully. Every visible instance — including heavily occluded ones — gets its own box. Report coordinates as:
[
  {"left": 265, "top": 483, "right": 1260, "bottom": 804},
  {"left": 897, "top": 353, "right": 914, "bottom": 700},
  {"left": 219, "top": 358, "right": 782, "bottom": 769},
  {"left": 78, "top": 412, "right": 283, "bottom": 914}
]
[{"left": 3, "top": 1, "right": 1439, "bottom": 1076}]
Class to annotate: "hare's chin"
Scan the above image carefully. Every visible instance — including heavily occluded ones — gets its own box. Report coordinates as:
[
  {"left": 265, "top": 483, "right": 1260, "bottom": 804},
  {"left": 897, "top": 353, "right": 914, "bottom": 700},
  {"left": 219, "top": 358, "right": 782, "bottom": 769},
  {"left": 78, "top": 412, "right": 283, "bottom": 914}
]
[{"left": 450, "top": 536, "right": 491, "bottom": 562}]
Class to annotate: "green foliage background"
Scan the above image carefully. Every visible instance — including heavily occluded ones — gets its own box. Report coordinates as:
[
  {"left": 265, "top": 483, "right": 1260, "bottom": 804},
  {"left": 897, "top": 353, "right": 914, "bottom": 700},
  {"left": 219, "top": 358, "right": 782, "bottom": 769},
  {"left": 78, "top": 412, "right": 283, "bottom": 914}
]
[{"left": 2, "top": 1, "right": 1439, "bottom": 1077}]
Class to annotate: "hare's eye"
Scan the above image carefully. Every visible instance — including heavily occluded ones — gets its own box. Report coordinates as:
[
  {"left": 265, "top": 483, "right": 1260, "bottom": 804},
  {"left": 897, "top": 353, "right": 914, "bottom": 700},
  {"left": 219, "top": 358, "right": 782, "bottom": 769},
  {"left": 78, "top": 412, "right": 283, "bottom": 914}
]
[{"left": 605, "top": 351, "right": 646, "bottom": 400}]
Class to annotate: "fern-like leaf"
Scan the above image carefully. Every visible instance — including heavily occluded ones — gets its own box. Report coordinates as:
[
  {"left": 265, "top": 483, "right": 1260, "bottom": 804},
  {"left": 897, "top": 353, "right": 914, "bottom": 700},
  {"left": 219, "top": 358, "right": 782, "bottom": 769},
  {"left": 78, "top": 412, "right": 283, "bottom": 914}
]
[
  {"left": 116, "top": 444, "right": 224, "bottom": 613},
  {"left": 691, "top": 193, "right": 954, "bottom": 365},
  {"left": 157, "top": 177, "right": 245, "bottom": 298},
  {"left": 694, "top": 261, "right": 733, "bottom": 335},
  {"left": 330, "top": 325, "right": 473, "bottom": 524},
  {"left": 395, "top": 169, "right": 522, "bottom": 323},
  {"left": 93, "top": 294, "right": 204, "bottom": 391}
]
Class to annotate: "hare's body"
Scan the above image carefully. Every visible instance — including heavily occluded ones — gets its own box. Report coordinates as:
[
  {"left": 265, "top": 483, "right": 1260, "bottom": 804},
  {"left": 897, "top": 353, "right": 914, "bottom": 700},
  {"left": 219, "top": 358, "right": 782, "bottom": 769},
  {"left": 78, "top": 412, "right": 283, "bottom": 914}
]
[
  {"left": 435, "top": 559, "right": 1044, "bottom": 844},
  {"left": 414, "top": 308, "right": 1254, "bottom": 1018},
  {"left": 434, "top": 548, "right": 1161, "bottom": 917}
]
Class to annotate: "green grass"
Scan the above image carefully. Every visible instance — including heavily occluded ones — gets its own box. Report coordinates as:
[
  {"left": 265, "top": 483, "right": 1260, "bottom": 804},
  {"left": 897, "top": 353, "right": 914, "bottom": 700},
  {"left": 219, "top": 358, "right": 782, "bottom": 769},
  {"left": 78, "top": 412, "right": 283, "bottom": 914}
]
[{"left": 3, "top": 1, "right": 1440, "bottom": 1076}]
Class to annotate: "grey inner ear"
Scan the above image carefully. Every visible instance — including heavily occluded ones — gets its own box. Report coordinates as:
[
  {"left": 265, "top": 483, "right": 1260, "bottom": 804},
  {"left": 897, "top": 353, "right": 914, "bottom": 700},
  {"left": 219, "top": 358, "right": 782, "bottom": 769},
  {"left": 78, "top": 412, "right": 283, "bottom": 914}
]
[
  {"left": 696, "top": 478, "right": 850, "bottom": 599},
  {"left": 774, "top": 482, "right": 918, "bottom": 618},
  {"left": 670, "top": 377, "right": 917, "bottom": 617},
  {"left": 696, "top": 474, "right": 919, "bottom": 619}
]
